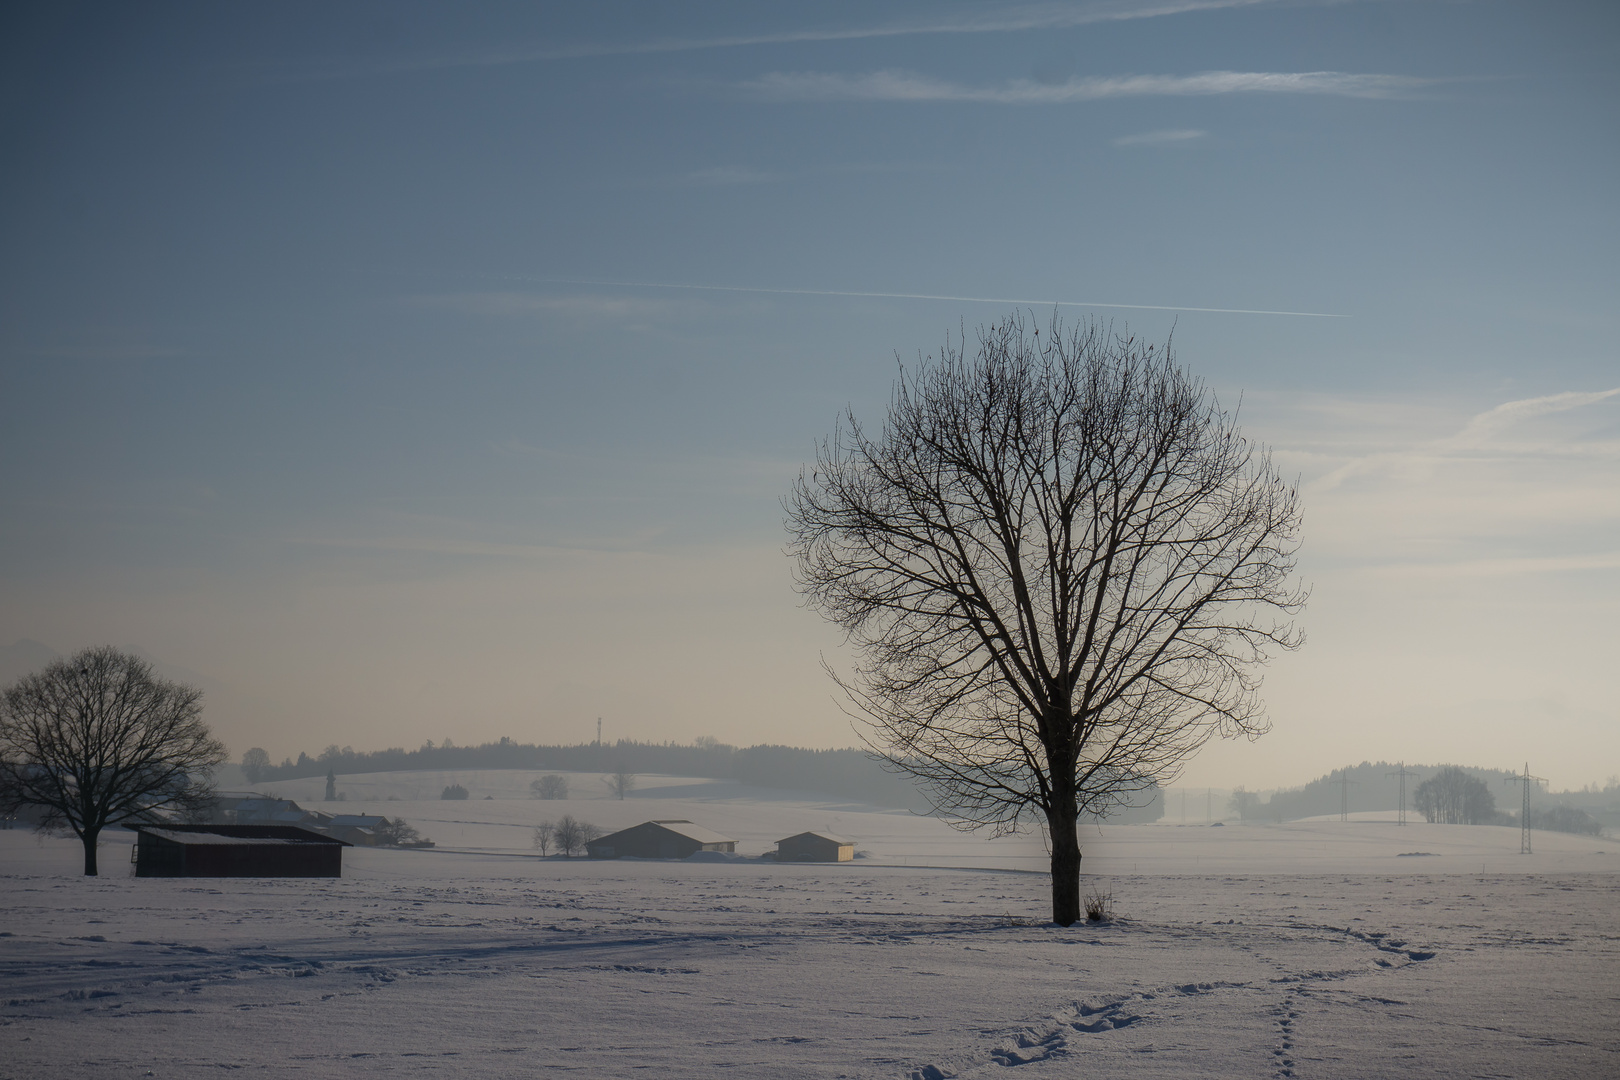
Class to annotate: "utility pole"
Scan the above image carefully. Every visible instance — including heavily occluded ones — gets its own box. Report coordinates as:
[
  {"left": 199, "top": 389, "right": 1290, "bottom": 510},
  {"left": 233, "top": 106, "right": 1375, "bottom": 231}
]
[
  {"left": 596, "top": 718, "right": 602, "bottom": 747},
  {"left": 1329, "top": 769, "right": 1359, "bottom": 822},
  {"left": 1386, "top": 762, "right": 1414, "bottom": 826},
  {"left": 1206, "top": 788, "right": 1212, "bottom": 823},
  {"left": 1504, "top": 763, "right": 1546, "bottom": 854}
]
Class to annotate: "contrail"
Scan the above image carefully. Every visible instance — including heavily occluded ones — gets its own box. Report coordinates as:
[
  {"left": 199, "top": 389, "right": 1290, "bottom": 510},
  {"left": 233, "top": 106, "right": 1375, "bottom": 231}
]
[{"left": 521, "top": 277, "right": 1348, "bottom": 318}]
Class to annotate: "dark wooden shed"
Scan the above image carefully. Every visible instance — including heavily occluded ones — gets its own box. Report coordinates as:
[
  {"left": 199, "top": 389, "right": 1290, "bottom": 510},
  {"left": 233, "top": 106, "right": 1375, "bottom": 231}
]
[
  {"left": 586, "top": 820, "right": 736, "bottom": 859},
  {"left": 776, "top": 831, "right": 855, "bottom": 862},
  {"left": 129, "top": 824, "right": 350, "bottom": 878}
]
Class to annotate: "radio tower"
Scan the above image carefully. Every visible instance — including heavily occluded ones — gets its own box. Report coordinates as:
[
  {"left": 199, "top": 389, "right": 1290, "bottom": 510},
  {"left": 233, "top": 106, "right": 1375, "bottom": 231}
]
[
  {"left": 1330, "top": 769, "right": 1359, "bottom": 821},
  {"left": 1386, "top": 762, "right": 1414, "bottom": 826},
  {"left": 1504, "top": 763, "right": 1546, "bottom": 854}
]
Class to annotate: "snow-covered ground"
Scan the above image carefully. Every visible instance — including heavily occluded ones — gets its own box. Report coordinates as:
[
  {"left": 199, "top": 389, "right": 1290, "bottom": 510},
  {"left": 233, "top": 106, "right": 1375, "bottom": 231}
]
[{"left": 3, "top": 771, "right": 1617, "bottom": 1078}]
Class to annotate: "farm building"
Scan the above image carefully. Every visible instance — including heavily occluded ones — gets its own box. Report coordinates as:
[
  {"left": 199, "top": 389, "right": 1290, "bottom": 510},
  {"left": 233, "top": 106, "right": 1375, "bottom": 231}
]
[
  {"left": 129, "top": 824, "right": 349, "bottom": 878},
  {"left": 587, "top": 820, "right": 736, "bottom": 859},
  {"left": 776, "top": 831, "right": 855, "bottom": 862},
  {"left": 207, "top": 792, "right": 325, "bottom": 827},
  {"left": 323, "top": 814, "right": 391, "bottom": 846}
]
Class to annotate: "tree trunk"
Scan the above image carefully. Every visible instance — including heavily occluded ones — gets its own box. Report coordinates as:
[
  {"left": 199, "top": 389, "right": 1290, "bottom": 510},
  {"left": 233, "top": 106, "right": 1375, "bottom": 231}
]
[
  {"left": 82, "top": 827, "right": 100, "bottom": 876},
  {"left": 1048, "top": 807, "right": 1082, "bottom": 926}
]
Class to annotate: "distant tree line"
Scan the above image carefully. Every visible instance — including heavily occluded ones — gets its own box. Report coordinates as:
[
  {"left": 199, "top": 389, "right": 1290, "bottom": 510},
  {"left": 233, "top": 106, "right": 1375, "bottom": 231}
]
[
  {"left": 245, "top": 738, "right": 1163, "bottom": 819},
  {"left": 1412, "top": 767, "right": 1497, "bottom": 824},
  {"left": 1254, "top": 761, "right": 1610, "bottom": 835},
  {"left": 1256, "top": 761, "right": 1477, "bottom": 822},
  {"left": 248, "top": 739, "right": 936, "bottom": 811}
]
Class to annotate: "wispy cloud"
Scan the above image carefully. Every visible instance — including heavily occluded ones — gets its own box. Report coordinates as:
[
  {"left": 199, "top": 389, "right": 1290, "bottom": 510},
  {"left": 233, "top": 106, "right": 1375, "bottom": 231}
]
[
  {"left": 614, "top": 159, "right": 948, "bottom": 190},
  {"left": 269, "top": 1, "right": 1294, "bottom": 80},
  {"left": 29, "top": 343, "right": 187, "bottom": 361},
  {"left": 1370, "top": 551, "right": 1620, "bottom": 579},
  {"left": 1444, "top": 387, "right": 1620, "bottom": 450},
  {"left": 1313, "top": 386, "right": 1620, "bottom": 492},
  {"left": 677, "top": 166, "right": 781, "bottom": 187},
  {"left": 524, "top": 277, "right": 1346, "bottom": 318},
  {"left": 743, "top": 69, "right": 1433, "bottom": 104},
  {"left": 408, "top": 292, "right": 687, "bottom": 319},
  {"left": 1114, "top": 128, "right": 1208, "bottom": 146}
]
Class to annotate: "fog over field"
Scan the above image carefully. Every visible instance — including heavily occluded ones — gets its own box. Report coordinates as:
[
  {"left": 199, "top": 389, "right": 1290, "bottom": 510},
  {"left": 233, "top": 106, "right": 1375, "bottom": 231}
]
[{"left": 5, "top": 770, "right": 1618, "bottom": 1078}]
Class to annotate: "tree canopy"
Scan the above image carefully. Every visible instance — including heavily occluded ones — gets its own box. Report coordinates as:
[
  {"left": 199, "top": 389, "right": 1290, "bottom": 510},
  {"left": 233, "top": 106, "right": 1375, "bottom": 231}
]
[
  {"left": 0, "top": 646, "right": 225, "bottom": 875},
  {"left": 787, "top": 314, "right": 1305, "bottom": 924}
]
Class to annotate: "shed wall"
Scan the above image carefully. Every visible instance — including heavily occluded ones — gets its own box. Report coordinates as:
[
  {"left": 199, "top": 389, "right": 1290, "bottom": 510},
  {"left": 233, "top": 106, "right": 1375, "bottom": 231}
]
[{"left": 135, "top": 837, "right": 343, "bottom": 878}]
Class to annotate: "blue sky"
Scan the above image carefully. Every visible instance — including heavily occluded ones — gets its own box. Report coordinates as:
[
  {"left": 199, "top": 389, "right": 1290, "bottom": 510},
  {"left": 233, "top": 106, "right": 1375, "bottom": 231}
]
[{"left": 2, "top": 1, "right": 1616, "bottom": 789}]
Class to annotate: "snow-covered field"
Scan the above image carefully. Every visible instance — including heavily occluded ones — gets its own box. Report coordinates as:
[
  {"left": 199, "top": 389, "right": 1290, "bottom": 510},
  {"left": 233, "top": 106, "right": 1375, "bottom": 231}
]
[{"left": 3, "top": 771, "right": 1617, "bottom": 1078}]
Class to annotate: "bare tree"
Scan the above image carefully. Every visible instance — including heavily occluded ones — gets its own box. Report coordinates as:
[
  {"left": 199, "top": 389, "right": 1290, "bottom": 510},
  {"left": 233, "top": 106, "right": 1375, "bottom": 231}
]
[
  {"left": 1228, "top": 787, "right": 1259, "bottom": 822},
  {"left": 787, "top": 315, "right": 1304, "bottom": 925},
  {"left": 604, "top": 770, "right": 635, "bottom": 801},
  {"left": 554, "top": 814, "right": 601, "bottom": 856},
  {"left": 1413, "top": 767, "right": 1496, "bottom": 825},
  {"left": 241, "top": 747, "right": 270, "bottom": 785},
  {"left": 530, "top": 774, "right": 569, "bottom": 800},
  {"left": 532, "top": 820, "right": 556, "bottom": 856},
  {"left": 0, "top": 646, "right": 227, "bottom": 875},
  {"left": 375, "top": 817, "right": 430, "bottom": 847}
]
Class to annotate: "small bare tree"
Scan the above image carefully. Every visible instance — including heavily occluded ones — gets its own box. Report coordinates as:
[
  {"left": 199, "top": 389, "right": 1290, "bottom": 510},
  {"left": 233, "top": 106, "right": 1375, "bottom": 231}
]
[
  {"left": 241, "top": 747, "right": 270, "bottom": 785},
  {"left": 787, "top": 314, "right": 1305, "bottom": 925},
  {"left": 554, "top": 814, "right": 601, "bottom": 856},
  {"left": 530, "top": 774, "right": 569, "bottom": 800},
  {"left": 375, "top": 818, "right": 429, "bottom": 847},
  {"left": 1228, "top": 787, "right": 1260, "bottom": 822},
  {"left": 0, "top": 646, "right": 227, "bottom": 875},
  {"left": 604, "top": 770, "right": 635, "bottom": 801},
  {"left": 532, "top": 821, "right": 556, "bottom": 856}
]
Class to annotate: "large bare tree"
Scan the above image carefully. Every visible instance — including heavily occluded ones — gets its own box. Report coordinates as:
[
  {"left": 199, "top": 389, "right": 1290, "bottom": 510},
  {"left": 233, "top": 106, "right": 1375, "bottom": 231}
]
[
  {"left": 0, "top": 646, "right": 226, "bottom": 875},
  {"left": 787, "top": 315, "right": 1305, "bottom": 924}
]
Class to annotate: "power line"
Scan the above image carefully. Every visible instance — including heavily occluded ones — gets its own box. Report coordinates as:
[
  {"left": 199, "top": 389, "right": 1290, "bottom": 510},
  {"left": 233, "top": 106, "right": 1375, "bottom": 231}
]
[
  {"left": 1329, "top": 769, "right": 1360, "bottom": 822},
  {"left": 1503, "top": 762, "right": 1546, "bottom": 854},
  {"left": 1386, "top": 762, "right": 1415, "bottom": 826}
]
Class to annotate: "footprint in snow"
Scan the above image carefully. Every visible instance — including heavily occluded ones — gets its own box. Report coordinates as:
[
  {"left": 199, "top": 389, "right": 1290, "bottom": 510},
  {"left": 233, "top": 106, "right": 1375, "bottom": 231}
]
[{"left": 992, "top": 1029, "right": 1067, "bottom": 1065}]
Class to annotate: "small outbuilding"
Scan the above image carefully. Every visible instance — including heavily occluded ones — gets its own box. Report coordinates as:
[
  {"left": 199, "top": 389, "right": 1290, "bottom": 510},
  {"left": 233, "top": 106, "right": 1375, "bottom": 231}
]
[
  {"left": 775, "top": 831, "right": 855, "bottom": 862},
  {"left": 129, "top": 824, "right": 349, "bottom": 878},
  {"left": 323, "top": 814, "right": 391, "bottom": 846},
  {"left": 587, "top": 820, "right": 736, "bottom": 860}
]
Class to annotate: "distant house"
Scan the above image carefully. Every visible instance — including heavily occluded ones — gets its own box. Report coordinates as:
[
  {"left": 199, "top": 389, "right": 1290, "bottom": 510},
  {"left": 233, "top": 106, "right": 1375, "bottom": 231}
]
[
  {"left": 129, "top": 824, "right": 349, "bottom": 878},
  {"left": 587, "top": 820, "right": 736, "bottom": 859},
  {"left": 201, "top": 793, "right": 309, "bottom": 829},
  {"left": 323, "top": 814, "right": 391, "bottom": 846},
  {"left": 775, "top": 831, "right": 855, "bottom": 862},
  {"left": 206, "top": 792, "right": 329, "bottom": 828}
]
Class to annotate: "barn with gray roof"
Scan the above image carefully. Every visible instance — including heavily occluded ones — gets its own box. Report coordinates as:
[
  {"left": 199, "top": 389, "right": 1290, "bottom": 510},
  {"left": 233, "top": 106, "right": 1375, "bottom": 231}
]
[{"left": 586, "top": 820, "right": 736, "bottom": 859}]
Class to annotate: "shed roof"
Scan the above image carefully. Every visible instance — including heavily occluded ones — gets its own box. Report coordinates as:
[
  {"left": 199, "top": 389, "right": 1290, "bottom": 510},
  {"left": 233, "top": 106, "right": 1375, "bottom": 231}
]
[
  {"left": 129, "top": 824, "right": 348, "bottom": 846},
  {"left": 642, "top": 819, "right": 736, "bottom": 845},
  {"left": 778, "top": 831, "right": 854, "bottom": 846}
]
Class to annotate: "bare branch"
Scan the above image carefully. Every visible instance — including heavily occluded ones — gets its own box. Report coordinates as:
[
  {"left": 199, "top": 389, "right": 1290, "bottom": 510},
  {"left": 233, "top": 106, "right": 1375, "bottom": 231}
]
[
  {"left": 0, "top": 646, "right": 227, "bottom": 875},
  {"left": 785, "top": 314, "right": 1305, "bottom": 924}
]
